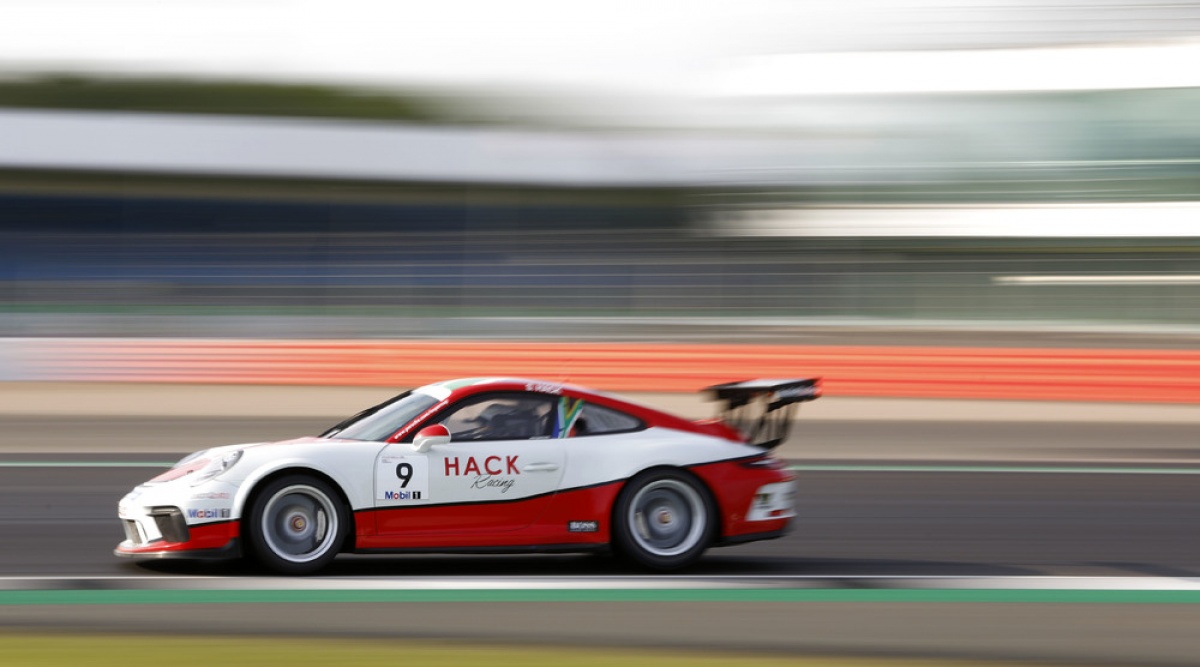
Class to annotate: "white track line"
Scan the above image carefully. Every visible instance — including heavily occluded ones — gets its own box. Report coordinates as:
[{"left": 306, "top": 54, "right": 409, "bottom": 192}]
[{"left": 3, "top": 575, "right": 1200, "bottom": 591}]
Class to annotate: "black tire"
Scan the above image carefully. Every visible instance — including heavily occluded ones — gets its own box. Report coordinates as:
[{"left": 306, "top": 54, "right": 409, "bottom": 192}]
[
  {"left": 611, "top": 468, "right": 716, "bottom": 571},
  {"left": 244, "top": 474, "right": 348, "bottom": 575}
]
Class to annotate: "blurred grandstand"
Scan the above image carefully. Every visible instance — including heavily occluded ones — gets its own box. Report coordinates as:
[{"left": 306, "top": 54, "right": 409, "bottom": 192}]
[{"left": 2, "top": 1, "right": 1200, "bottom": 338}]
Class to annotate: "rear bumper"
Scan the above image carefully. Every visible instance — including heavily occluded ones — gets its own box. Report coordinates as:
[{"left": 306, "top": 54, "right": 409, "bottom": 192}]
[
  {"left": 691, "top": 460, "right": 797, "bottom": 541},
  {"left": 715, "top": 525, "right": 790, "bottom": 547}
]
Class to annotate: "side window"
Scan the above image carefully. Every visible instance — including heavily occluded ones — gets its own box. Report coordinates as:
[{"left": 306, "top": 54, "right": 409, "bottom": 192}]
[
  {"left": 565, "top": 401, "right": 644, "bottom": 437},
  {"left": 439, "top": 393, "right": 555, "bottom": 442}
]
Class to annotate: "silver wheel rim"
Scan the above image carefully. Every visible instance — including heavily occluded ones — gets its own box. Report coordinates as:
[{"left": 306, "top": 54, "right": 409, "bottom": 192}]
[
  {"left": 627, "top": 478, "right": 707, "bottom": 558},
  {"left": 260, "top": 484, "right": 339, "bottom": 564}
]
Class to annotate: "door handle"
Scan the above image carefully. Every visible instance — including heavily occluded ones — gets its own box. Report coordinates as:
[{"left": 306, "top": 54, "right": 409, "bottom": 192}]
[{"left": 523, "top": 462, "right": 560, "bottom": 473}]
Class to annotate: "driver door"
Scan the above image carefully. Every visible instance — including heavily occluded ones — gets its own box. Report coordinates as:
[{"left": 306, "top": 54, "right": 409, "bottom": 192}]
[{"left": 373, "top": 392, "right": 566, "bottom": 538}]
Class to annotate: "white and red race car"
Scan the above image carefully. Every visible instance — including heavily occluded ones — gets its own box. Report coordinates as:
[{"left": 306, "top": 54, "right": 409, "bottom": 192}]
[{"left": 117, "top": 377, "right": 819, "bottom": 574}]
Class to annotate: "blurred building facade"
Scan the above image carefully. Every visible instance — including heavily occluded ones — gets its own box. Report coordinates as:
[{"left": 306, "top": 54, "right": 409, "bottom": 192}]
[{"left": 2, "top": 85, "right": 1199, "bottom": 336}]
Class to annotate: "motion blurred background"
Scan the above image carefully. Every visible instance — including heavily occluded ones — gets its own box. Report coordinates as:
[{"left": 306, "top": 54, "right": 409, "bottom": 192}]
[
  {"left": 3, "top": 3, "right": 1200, "bottom": 666},
  {"left": 2, "top": 0, "right": 1199, "bottom": 350}
]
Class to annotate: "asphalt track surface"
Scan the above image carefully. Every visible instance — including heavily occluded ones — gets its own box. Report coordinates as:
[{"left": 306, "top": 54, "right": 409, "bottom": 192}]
[
  {"left": 2, "top": 456, "right": 1198, "bottom": 578},
  {"left": 2, "top": 415, "right": 1200, "bottom": 664}
]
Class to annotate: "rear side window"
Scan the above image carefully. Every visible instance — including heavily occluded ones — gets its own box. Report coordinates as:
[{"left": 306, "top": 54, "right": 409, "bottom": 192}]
[{"left": 573, "top": 402, "right": 643, "bottom": 436}]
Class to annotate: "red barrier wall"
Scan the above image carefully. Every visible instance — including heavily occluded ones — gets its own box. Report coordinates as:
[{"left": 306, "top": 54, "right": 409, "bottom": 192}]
[{"left": 24, "top": 339, "right": 1200, "bottom": 403}]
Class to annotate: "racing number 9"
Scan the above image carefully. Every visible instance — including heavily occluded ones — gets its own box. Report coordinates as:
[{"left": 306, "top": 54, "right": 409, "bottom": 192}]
[{"left": 395, "top": 462, "right": 413, "bottom": 488}]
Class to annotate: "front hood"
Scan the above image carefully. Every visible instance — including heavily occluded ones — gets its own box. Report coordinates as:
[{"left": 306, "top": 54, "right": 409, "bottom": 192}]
[
  {"left": 179, "top": 436, "right": 331, "bottom": 462},
  {"left": 234, "top": 436, "right": 329, "bottom": 452},
  {"left": 146, "top": 437, "right": 312, "bottom": 486}
]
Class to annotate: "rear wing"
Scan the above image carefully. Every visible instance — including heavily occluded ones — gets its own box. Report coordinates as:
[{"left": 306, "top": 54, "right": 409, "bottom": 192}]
[{"left": 705, "top": 378, "right": 821, "bottom": 450}]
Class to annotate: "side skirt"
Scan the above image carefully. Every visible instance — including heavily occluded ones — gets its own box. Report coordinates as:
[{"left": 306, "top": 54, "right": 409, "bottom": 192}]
[{"left": 351, "top": 543, "right": 611, "bottom": 556}]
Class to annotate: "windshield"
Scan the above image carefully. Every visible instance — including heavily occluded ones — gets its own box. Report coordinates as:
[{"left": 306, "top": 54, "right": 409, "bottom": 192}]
[{"left": 321, "top": 391, "right": 440, "bottom": 441}]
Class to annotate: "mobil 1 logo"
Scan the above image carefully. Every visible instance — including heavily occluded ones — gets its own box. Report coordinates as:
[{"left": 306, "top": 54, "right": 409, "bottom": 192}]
[{"left": 377, "top": 455, "right": 430, "bottom": 503}]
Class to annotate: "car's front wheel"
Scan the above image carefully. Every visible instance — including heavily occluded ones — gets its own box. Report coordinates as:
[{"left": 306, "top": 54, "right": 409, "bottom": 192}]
[
  {"left": 612, "top": 469, "right": 716, "bottom": 571},
  {"left": 244, "top": 475, "right": 347, "bottom": 575}
]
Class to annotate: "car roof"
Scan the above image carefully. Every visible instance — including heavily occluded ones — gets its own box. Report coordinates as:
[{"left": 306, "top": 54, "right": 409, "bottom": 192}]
[{"left": 416, "top": 377, "right": 706, "bottom": 434}]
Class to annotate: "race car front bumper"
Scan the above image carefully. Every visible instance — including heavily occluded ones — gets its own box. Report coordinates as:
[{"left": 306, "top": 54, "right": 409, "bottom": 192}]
[
  {"left": 116, "top": 508, "right": 241, "bottom": 559},
  {"left": 116, "top": 484, "right": 241, "bottom": 559}
]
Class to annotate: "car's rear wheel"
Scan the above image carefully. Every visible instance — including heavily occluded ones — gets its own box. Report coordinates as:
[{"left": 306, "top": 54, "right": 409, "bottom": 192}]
[
  {"left": 245, "top": 475, "right": 347, "bottom": 575},
  {"left": 612, "top": 469, "right": 715, "bottom": 571}
]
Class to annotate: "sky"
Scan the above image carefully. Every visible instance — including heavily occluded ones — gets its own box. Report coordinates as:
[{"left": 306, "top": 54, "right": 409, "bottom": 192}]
[
  {"left": 4, "top": 0, "right": 1200, "bottom": 105},
  {"left": 1, "top": 0, "right": 763, "bottom": 91}
]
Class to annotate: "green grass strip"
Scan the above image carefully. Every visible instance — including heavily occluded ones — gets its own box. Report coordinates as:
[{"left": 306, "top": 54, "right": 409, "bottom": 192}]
[
  {"left": 3, "top": 588, "right": 1199, "bottom": 605},
  {"left": 0, "top": 75, "right": 443, "bottom": 123},
  {"left": 0, "top": 632, "right": 1052, "bottom": 667}
]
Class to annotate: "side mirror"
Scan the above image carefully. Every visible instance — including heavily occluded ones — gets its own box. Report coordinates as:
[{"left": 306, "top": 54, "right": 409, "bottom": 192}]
[{"left": 412, "top": 424, "right": 451, "bottom": 453}]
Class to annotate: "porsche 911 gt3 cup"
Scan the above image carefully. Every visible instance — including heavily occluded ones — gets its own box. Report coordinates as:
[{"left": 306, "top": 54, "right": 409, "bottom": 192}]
[{"left": 116, "top": 377, "right": 819, "bottom": 574}]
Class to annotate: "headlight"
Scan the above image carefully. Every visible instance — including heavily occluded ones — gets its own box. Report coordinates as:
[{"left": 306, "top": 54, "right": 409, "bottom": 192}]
[{"left": 189, "top": 450, "right": 243, "bottom": 486}]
